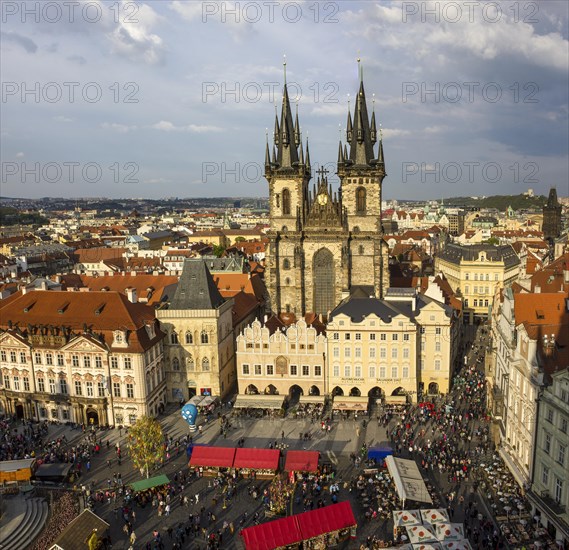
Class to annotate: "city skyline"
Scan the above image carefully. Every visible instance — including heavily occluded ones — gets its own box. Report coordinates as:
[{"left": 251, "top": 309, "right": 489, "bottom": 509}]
[{"left": 1, "top": 1, "right": 568, "bottom": 199}]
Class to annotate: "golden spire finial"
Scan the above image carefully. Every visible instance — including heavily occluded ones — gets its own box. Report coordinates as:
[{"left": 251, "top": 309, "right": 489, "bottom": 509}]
[{"left": 283, "top": 54, "right": 287, "bottom": 84}]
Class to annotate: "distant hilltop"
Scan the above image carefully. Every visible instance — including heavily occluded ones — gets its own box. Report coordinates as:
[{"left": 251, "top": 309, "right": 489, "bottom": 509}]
[{"left": 437, "top": 194, "right": 551, "bottom": 212}]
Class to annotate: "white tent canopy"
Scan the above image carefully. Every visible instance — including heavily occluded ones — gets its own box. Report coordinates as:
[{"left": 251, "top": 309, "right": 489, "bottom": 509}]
[
  {"left": 386, "top": 456, "right": 433, "bottom": 505},
  {"left": 393, "top": 510, "right": 422, "bottom": 527},
  {"left": 420, "top": 509, "right": 450, "bottom": 525}
]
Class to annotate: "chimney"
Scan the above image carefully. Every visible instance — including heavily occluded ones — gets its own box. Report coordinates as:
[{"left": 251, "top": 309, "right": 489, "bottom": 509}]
[
  {"left": 535, "top": 284, "right": 541, "bottom": 294},
  {"left": 21, "top": 285, "right": 28, "bottom": 295},
  {"left": 126, "top": 287, "right": 137, "bottom": 303},
  {"left": 40, "top": 281, "right": 48, "bottom": 291},
  {"left": 55, "top": 275, "right": 61, "bottom": 283}
]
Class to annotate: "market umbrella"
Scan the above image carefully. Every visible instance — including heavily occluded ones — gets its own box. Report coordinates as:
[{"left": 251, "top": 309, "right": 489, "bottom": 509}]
[
  {"left": 407, "top": 525, "right": 438, "bottom": 544},
  {"left": 519, "top": 519, "right": 527, "bottom": 526},
  {"left": 504, "top": 505, "right": 512, "bottom": 520},
  {"left": 393, "top": 510, "right": 422, "bottom": 527}
]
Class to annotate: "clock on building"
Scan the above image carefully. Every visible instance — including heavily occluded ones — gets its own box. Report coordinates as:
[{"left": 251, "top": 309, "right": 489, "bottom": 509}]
[{"left": 317, "top": 193, "right": 328, "bottom": 206}]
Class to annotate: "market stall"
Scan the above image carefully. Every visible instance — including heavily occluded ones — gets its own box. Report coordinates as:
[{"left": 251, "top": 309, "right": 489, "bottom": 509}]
[
  {"left": 188, "top": 395, "right": 205, "bottom": 407},
  {"left": 367, "top": 445, "right": 393, "bottom": 466},
  {"left": 199, "top": 395, "right": 219, "bottom": 413},
  {"left": 331, "top": 396, "right": 368, "bottom": 415},
  {"left": 129, "top": 474, "right": 170, "bottom": 493},
  {"left": 294, "top": 395, "right": 325, "bottom": 419},
  {"left": 233, "top": 394, "right": 285, "bottom": 416},
  {"left": 233, "top": 447, "right": 280, "bottom": 479},
  {"left": 240, "top": 501, "right": 357, "bottom": 550},
  {"left": 284, "top": 450, "right": 319, "bottom": 473},
  {"left": 189, "top": 445, "right": 236, "bottom": 477},
  {"left": 0, "top": 458, "right": 36, "bottom": 484},
  {"left": 33, "top": 462, "right": 73, "bottom": 483},
  {"left": 386, "top": 456, "right": 432, "bottom": 507}
]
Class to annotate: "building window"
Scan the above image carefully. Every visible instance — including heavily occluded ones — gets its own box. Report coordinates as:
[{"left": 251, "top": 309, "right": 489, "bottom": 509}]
[
  {"left": 355, "top": 333, "right": 361, "bottom": 341},
  {"left": 356, "top": 187, "right": 366, "bottom": 213},
  {"left": 60, "top": 379, "right": 68, "bottom": 394},
  {"left": 302, "top": 365, "right": 310, "bottom": 376},
  {"left": 98, "top": 382, "right": 105, "bottom": 397},
  {"left": 75, "top": 381, "right": 82, "bottom": 396},
  {"left": 555, "top": 478, "right": 563, "bottom": 504},
  {"left": 380, "top": 348, "right": 387, "bottom": 359},
  {"left": 35, "top": 352, "right": 42, "bottom": 364},
  {"left": 370, "top": 347, "right": 376, "bottom": 359},
  {"left": 354, "top": 365, "right": 362, "bottom": 378},
  {"left": 344, "top": 365, "right": 351, "bottom": 377},
  {"left": 544, "top": 433, "right": 551, "bottom": 454},
  {"left": 170, "top": 331, "right": 178, "bottom": 344},
  {"left": 380, "top": 334, "right": 387, "bottom": 341},
  {"left": 290, "top": 365, "right": 297, "bottom": 376},
  {"left": 435, "top": 327, "right": 441, "bottom": 335},
  {"left": 403, "top": 334, "right": 409, "bottom": 341},
  {"left": 72, "top": 355, "right": 79, "bottom": 367},
  {"left": 13, "top": 376, "right": 20, "bottom": 391},
  {"left": 282, "top": 188, "right": 291, "bottom": 215},
  {"left": 46, "top": 353, "right": 53, "bottom": 365},
  {"left": 187, "top": 356, "right": 194, "bottom": 370},
  {"left": 111, "top": 356, "right": 118, "bottom": 369},
  {"left": 83, "top": 356, "right": 91, "bottom": 369},
  {"left": 20, "top": 352, "right": 26, "bottom": 363},
  {"left": 172, "top": 357, "right": 180, "bottom": 371},
  {"left": 355, "top": 347, "right": 362, "bottom": 358},
  {"left": 113, "top": 382, "right": 121, "bottom": 397},
  {"left": 402, "top": 366, "right": 409, "bottom": 378},
  {"left": 558, "top": 445, "right": 566, "bottom": 466},
  {"left": 0, "top": 351, "right": 5, "bottom": 362},
  {"left": 358, "top": 245, "right": 364, "bottom": 255},
  {"left": 435, "top": 360, "right": 441, "bottom": 371},
  {"left": 62, "top": 409, "right": 69, "bottom": 420},
  {"left": 242, "top": 364, "right": 250, "bottom": 375},
  {"left": 266, "top": 365, "right": 274, "bottom": 376},
  {"left": 403, "top": 348, "right": 409, "bottom": 359},
  {"left": 185, "top": 332, "right": 193, "bottom": 344},
  {"left": 126, "top": 383, "right": 134, "bottom": 398},
  {"left": 95, "top": 356, "right": 102, "bottom": 369},
  {"left": 283, "top": 258, "right": 290, "bottom": 270},
  {"left": 86, "top": 381, "right": 94, "bottom": 397},
  {"left": 546, "top": 408, "right": 554, "bottom": 423},
  {"left": 124, "top": 357, "right": 132, "bottom": 369},
  {"left": 38, "top": 378, "right": 45, "bottom": 392},
  {"left": 370, "top": 333, "right": 376, "bottom": 341},
  {"left": 391, "top": 348, "right": 398, "bottom": 359},
  {"left": 561, "top": 418, "right": 568, "bottom": 434},
  {"left": 391, "top": 367, "right": 398, "bottom": 378},
  {"left": 250, "top": 364, "right": 260, "bottom": 376},
  {"left": 202, "top": 358, "right": 210, "bottom": 371},
  {"left": 345, "top": 348, "right": 351, "bottom": 358},
  {"left": 333, "top": 347, "right": 339, "bottom": 358},
  {"left": 542, "top": 465, "right": 549, "bottom": 485},
  {"left": 465, "top": 273, "right": 469, "bottom": 280},
  {"left": 369, "top": 365, "right": 376, "bottom": 378},
  {"left": 435, "top": 342, "right": 441, "bottom": 352},
  {"left": 380, "top": 366, "right": 386, "bottom": 378},
  {"left": 314, "top": 365, "right": 322, "bottom": 377},
  {"left": 333, "top": 333, "right": 339, "bottom": 340},
  {"left": 392, "top": 334, "right": 398, "bottom": 341},
  {"left": 23, "top": 377, "right": 30, "bottom": 391},
  {"left": 420, "top": 327, "right": 425, "bottom": 334},
  {"left": 57, "top": 354, "right": 64, "bottom": 366},
  {"left": 345, "top": 333, "right": 351, "bottom": 340},
  {"left": 201, "top": 331, "right": 209, "bottom": 344}
]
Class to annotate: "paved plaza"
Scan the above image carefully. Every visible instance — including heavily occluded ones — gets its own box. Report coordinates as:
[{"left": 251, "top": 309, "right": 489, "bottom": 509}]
[{"left": 4, "top": 325, "right": 507, "bottom": 549}]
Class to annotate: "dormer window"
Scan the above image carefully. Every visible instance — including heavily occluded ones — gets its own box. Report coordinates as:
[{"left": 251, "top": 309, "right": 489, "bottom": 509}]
[
  {"left": 113, "top": 330, "right": 127, "bottom": 347},
  {"left": 145, "top": 323, "right": 156, "bottom": 340}
]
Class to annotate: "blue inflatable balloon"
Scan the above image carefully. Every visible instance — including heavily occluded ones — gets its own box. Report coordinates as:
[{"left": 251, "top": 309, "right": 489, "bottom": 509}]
[{"left": 181, "top": 403, "right": 198, "bottom": 432}]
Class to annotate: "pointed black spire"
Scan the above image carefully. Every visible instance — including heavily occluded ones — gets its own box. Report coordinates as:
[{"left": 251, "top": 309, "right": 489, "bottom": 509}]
[
  {"left": 377, "top": 125, "right": 384, "bottom": 165},
  {"left": 265, "top": 132, "right": 271, "bottom": 169},
  {"left": 299, "top": 138, "right": 305, "bottom": 165},
  {"left": 370, "top": 101, "right": 377, "bottom": 145},
  {"left": 273, "top": 110, "right": 280, "bottom": 146},
  {"left": 276, "top": 84, "right": 300, "bottom": 168},
  {"left": 346, "top": 107, "right": 353, "bottom": 142},
  {"left": 305, "top": 138, "right": 311, "bottom": 172},
  {"left": 347, "top": 78, "right": 375, "bottom": 166},
  {"left": 337, "top": 140, "right": 344, "bottom": 164},
  {"left": 294, "top": 103, "right": 301, "bottom": 147},
  {"left": 272, "top": 145, "right": 277, "bottom": 165}
]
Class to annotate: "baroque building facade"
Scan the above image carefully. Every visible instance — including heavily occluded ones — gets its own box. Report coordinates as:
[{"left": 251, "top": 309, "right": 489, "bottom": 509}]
[
  {"left": 0, "top": 290, "right": 166, "bottom": 425},
  {"left": 264, "top": 70, "right": 389, "bottom": 317}
]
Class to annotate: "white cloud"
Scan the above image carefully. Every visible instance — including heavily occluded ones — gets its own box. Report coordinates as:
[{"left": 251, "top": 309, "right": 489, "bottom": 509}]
[
  {"left": 101, "top": 122, "right": 138, "bottom": 133},
  {"left": 382, "top": 128, "right": 410, "bottom": 138},
  {"left": 150, "top": 121, "right": 222, "bottom": 133},
  {"left": 54, "top": 116, "right": 74, "bottom": 123},
  {"left": 16, "top": 152, "right": 24, "bottom": 158}
]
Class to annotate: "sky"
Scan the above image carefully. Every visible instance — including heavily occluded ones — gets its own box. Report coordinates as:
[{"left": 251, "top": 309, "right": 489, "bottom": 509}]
[{"left": 1, "top": 0, "right": 568, "bottom": 200}]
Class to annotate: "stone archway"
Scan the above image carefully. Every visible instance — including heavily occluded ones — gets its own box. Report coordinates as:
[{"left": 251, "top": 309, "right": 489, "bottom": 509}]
[
  {"left": 428, "top": 382, "right": 439, "bottom": 395},
  {"left": 15, "top": 403, "right": 24, "bottom": 419},
  {"left": 86, "top": 408, "right": 99, "bottom": 426},
  {"left": 309, "top": 385, "right": 320, "bottom": 396},
  {"left": 331, "top": 386, "right": 344, "bottom": 397},
  {"left": 349, "top": 387, "right": 361, "bottom": 397},
  {"left": 313, "top": 248, "right": 335, "bottom": 316},
  {"left": 288, "top": 384, "right": 304, "bottom": 399},
  {"left": 392, "top": 387, "right": 407, "bottom": 396},
  {"left": 265, "top": 384, "right": 278, "bottom": 395},
  {"left": 368, "top": 387, "right": 384, "bottom": 398},
  {"left": 245, "top": 384, "right": 259, "bottom": 395}
]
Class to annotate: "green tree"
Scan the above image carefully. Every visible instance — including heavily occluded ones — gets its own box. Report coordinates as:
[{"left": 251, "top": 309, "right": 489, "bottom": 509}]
[
  {"left": 212, "top": 244, "right": 226, "bottom": 257},
  {"left": 127, "top": 416, "right": 164, "bottom": 478}
]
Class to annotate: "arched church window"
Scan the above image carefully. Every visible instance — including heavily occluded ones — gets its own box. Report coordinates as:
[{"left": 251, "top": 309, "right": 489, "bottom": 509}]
[
  {"left": 283, "top": 259, "right": 290, "bottom": 270},
  {"left": 202, "top": 357, "right": 210, "bottom": 371},
  {"left": 185, "top": 332, "right": 193, "bottom": 344},
  {"left": 282, "top": 188, "right": 291, "bottom": 215},
  {"left": 172, "top": 357, "right": 180, "bottom": 371},
  {"left": 356, "top": 187, "right": 366, "bottom": 214},
  {"left": 201, "top": 331, "right": 209, "bottom": 344}
]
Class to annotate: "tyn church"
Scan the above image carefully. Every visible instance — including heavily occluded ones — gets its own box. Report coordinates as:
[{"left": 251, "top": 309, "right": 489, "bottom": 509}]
[{"left": 264, "top": 67, "right": 389, "bottom": 317}]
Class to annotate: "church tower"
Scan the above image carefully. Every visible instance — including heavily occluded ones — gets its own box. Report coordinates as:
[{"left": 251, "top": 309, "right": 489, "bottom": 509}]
[
  {"left": 542, "top": 187, "right": 562, "bottom": 241},
  {"left": 337, "top": 61, "right": 389, "bottom": 298},
  {"left": 265, "top": 61, "right": 389, "bottom": 317}
]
